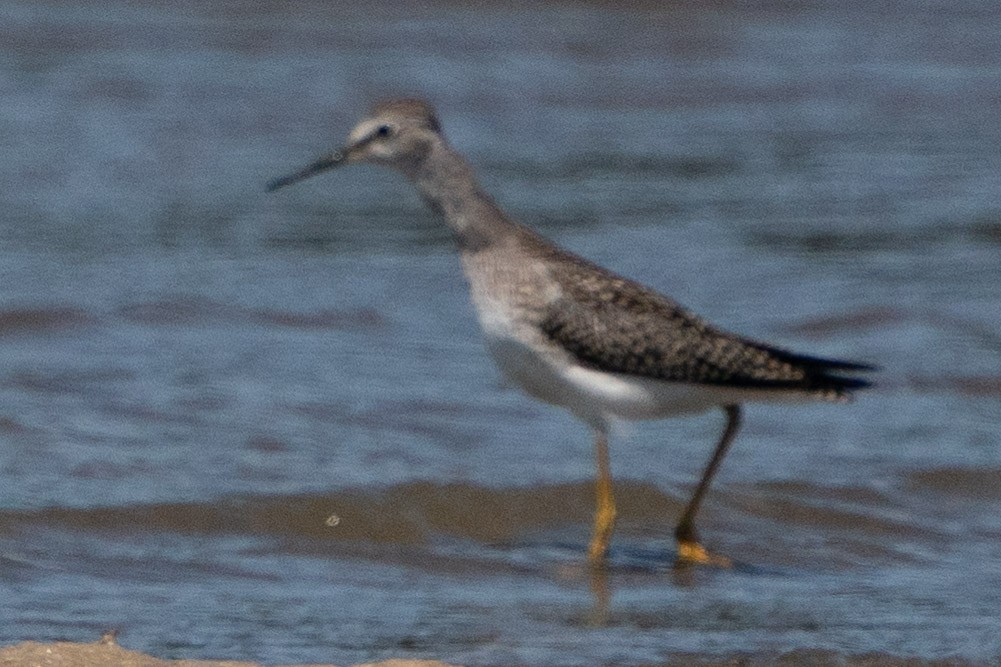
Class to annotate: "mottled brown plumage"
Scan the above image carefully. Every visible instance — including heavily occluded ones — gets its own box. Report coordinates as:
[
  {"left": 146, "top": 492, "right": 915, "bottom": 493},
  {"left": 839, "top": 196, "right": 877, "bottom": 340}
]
[
  {"left": 527, "top": 235, "right": 872, "bottom": 397},
  {"left": 268, "top": 98, "right": 876, "bottom": 568}
]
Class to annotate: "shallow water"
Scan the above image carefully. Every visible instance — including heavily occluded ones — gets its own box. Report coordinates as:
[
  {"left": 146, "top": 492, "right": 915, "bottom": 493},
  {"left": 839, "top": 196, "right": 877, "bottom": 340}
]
[{"left": 1, "top": 0, "right": 1000, "bottom": 664}]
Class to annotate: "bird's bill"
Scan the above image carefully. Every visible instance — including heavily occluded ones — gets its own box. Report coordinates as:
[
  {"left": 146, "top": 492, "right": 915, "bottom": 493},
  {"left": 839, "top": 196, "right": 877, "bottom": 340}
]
[{"left": 266, "top": 150, "right": 346, "bottom": 192}]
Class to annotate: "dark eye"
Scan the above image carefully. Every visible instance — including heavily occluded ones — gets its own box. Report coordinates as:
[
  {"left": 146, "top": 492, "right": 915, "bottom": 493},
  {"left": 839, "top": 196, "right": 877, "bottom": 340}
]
[{"left": 375, "top": 124, "right": 393, "bottom": 138}]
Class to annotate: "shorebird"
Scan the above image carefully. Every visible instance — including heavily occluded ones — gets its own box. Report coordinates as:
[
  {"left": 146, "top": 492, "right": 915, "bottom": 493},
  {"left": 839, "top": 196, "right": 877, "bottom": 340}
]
[{"left": 268, "top": 99, "right": 874, "bottom": 567}]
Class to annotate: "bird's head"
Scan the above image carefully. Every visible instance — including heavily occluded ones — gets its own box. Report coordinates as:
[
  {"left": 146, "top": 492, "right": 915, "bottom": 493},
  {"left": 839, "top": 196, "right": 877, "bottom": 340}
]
[{"left": 267, "top": 98, "right": 443, "bottom": 191}]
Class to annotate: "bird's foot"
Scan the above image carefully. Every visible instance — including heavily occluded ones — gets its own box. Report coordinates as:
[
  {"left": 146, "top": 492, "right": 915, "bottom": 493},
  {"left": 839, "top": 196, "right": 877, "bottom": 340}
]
[{"left": 675, "top": 539, "right": 732, "bottom": 568}]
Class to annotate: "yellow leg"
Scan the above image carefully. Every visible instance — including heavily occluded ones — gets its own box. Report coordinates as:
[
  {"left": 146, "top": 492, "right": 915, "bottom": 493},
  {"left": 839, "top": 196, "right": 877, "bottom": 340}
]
[
  {"left": 674, "top": 405, "right": 741, "bottom": 568},
  {"left": 587, "top": 429, "right": 617, "bottom": 567}
]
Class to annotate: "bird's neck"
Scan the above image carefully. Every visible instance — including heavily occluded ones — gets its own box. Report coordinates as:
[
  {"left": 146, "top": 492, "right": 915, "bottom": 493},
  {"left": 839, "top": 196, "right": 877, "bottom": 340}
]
[{"left": 409, "top": 142, "right": 514, "bottom": 253}]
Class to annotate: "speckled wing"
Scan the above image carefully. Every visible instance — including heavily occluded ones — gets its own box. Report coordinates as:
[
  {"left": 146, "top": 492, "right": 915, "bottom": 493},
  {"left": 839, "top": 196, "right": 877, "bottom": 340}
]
[{"left": 536, "top": 248, "right": 873, "bottom": 398}]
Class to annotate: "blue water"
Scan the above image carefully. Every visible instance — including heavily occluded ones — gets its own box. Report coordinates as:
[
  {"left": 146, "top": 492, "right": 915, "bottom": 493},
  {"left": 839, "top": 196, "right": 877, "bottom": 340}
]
[{"left": 1, "top": 0, "right": 1000, "bottom": 664}]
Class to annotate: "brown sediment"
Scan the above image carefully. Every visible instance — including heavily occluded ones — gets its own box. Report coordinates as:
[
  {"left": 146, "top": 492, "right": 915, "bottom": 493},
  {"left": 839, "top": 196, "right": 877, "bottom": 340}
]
[
  {"left": 907, "top": 467, "right": 1001, "bottom": 501},
  {"left": 0, "top": 479, "right": 931, "bottom": 547},
  {"left": 0, "top": 307, "right": 94, "bottom": 336},
  {"left": 4, "top": 367, "right": 136, "bottom": 395},
  {"left": 0, "top": 638, "right": 461, "bottom": 667},
  {"left": 116, "top": 296, "right": 236, "bottom": 325},
  {"left": 250, "top": 307, "right": 384, "bottom": 330},
  {"left": 0, "top": 641, "right": 987, "bottom": 667},
  {"left": 0, "top": 477, "right": 957, "bottom": 571},
  {"left": 660, "top": 648, "right": 986, "bottom": 666},
  {"left": 782, "top": 307, "right": 905, "bottom": 338},
  {"left": 904, "top": 374, "right": 1001, "bottom": 398},
  {"left": 0, "top": 480, "right": 678, "bottom": 547},
  {"left": 116, "top": 296, "right": 384, "bottom": 331}
]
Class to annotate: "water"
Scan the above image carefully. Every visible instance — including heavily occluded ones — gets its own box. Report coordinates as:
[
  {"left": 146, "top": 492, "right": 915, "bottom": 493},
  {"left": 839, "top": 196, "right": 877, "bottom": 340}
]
[{"left": 1, "top": 0, "right": 999, "bottom": 664}]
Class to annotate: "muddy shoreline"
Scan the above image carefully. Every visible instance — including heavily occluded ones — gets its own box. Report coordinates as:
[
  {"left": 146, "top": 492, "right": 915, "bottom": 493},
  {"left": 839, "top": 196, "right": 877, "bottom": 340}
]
[
  {"left": 0, "top": 638, "right": 459, "bottom": 667},
  {"left": 0, "top": 638, "right": 988, "bottom": 667}
]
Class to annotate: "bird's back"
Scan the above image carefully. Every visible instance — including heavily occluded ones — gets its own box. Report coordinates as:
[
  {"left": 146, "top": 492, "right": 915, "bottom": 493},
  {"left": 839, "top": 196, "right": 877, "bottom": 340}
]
[{"left": 466, "top": 221, "right": 873, "bottom": 402}]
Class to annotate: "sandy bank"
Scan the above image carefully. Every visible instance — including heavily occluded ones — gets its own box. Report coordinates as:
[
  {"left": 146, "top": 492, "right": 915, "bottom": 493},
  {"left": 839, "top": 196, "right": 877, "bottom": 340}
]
[
  {"left": 0, "top": 639, "right": 987, "bottom": 667},
  {"left": 0, "top": 638, "right": 459, "bottom": 667}
]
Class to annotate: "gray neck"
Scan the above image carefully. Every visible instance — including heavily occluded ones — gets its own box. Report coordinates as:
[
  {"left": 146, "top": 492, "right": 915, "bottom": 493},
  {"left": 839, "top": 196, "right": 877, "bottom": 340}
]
[{"left": 407, "top": 141, "right": 513, "bottom": 253}]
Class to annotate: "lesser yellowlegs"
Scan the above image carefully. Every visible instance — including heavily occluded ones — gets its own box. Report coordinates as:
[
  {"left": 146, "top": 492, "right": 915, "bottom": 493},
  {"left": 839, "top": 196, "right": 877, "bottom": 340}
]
[{"left": 268, "top": 99, "right": 875, "bottom": 567}]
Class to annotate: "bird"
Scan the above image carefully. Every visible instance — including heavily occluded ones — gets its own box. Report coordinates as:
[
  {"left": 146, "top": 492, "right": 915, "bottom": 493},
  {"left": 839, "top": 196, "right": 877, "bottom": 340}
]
[{"left": 267, "top": 98, "right": 875, "bottom": 568}]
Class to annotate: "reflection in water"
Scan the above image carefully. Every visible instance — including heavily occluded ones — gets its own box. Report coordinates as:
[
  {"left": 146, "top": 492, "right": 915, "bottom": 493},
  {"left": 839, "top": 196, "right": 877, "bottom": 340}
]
[{"left": 587, "top": 566, "right": 612, "bottom": 627}]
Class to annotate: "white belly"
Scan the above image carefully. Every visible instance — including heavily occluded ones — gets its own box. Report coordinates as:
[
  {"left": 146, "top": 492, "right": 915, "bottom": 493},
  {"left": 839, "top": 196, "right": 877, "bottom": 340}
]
[
  {"left": 483, "top": 333, "right": 724, "bottom": 428},
  {"left": 469, "top": 276, "right": 810, "bottom": 429}
]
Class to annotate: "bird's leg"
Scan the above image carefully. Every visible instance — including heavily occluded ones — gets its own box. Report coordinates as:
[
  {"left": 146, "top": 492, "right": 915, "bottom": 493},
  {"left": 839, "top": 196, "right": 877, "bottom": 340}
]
[
  {"left": 587, "top": 428, "right": 617, "bottom": 568},
  {"left": 674, "top": 404, "right": 742, "bottom": 567}
]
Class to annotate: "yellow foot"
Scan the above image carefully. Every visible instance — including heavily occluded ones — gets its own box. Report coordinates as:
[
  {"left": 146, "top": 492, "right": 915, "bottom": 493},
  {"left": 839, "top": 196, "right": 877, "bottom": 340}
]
[{"left": 676, "top": 540, "right": 732, "bottom": 568}]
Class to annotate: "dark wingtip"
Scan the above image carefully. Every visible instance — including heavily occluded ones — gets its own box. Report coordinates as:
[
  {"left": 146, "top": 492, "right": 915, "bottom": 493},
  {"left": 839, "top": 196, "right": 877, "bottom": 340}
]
[
  {"left": 810, "top": 358, "right": 879, "bottom": 399},
  {"left": 816, "top": 359, "right": 880, "bottom": 373},
  {"left": 750, "top": 344, "right": 878, "bottom": 396},
  {"left": 765, "top": 346, "right": 879, "bottom": 375},
  {"left": 827, "top": 374, "right": 875, "bottom": 392}
]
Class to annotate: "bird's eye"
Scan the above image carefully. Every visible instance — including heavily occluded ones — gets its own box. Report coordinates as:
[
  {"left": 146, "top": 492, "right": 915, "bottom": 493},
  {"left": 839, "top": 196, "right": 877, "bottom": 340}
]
[{"left": 375, "top": 124, "right": 393, "bottom": 138}]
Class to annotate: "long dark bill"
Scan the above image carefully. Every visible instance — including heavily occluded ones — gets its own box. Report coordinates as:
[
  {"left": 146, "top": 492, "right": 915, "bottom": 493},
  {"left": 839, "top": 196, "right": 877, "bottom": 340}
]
[{"left": 266, "top": 150, "right": 346, "bottom": 192}]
